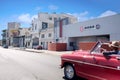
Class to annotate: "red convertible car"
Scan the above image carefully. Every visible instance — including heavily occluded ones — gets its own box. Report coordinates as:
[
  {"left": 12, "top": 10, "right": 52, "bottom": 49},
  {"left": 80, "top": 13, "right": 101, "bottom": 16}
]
[{"left": 61, "top": 41, "right": 120, "bottom": 80}]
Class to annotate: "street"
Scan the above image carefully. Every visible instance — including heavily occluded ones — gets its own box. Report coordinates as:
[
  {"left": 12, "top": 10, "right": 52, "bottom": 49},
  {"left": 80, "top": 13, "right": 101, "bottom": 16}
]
[{"left": 0, "top": 47, "right": 64, "bottom": 80}]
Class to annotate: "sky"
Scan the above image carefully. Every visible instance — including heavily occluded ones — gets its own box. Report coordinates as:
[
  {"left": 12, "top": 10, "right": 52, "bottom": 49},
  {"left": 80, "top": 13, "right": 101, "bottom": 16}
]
[{"left": 0, "top": 0, "right": 120, "bottom": 39}]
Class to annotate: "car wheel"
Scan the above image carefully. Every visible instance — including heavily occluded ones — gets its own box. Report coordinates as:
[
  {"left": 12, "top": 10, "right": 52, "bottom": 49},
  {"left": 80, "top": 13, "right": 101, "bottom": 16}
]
[{"left": 64, "top": 64, "right": 76, "bottom": 80}]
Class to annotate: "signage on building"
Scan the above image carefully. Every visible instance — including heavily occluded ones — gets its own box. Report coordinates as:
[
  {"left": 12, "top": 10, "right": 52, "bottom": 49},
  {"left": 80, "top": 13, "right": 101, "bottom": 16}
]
[{"left": 80, "top": 24, "right": 100, "bottom": 32}]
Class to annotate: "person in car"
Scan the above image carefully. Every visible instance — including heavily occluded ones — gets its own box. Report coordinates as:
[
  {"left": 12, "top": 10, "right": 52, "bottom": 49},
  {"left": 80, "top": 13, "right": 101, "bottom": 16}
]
[{"left": 103, "top": 41, "right": 120, "bottom": 55}]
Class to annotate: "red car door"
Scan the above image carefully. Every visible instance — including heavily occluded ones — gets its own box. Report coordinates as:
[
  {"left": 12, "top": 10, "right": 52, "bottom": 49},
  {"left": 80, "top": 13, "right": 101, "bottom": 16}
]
[
  {"left": 76, "top": 52, "right": 99, "bottom": 80},
  {"left": 94, "top": 54, "right": 120, "bottom": 80}
]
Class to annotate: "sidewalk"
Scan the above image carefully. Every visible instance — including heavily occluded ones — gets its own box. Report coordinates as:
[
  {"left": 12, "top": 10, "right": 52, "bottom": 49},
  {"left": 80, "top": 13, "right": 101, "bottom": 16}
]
[{"left": 10, "top": 47, "right": 73, "bottom": 56}]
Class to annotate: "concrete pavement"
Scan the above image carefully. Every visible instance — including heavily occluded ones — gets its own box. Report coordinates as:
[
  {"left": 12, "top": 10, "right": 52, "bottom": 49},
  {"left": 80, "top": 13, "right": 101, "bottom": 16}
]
[{"left": 0, "top": 46, "right": 65, "bottom": 80}]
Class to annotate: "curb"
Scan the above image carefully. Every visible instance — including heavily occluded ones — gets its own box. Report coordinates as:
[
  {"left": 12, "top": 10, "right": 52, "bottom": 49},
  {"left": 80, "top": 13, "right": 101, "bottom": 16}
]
[{"left": 10, "top": 48, "right": 73, "bottom": 56}]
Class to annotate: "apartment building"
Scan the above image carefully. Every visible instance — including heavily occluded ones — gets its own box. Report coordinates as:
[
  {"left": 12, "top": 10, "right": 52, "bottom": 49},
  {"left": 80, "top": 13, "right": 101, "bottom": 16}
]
[
  {"left": 19, "top": 28, "right": 31, "bottom": 48},
  {"left": 31, "top": 12, "right": 78, "bottom": 49},
  {"left": 1, "top": 13, "right": 77, "bottom": 49},
  {"left": 7, "top": 22, "right": 20, "bottom": 46}
]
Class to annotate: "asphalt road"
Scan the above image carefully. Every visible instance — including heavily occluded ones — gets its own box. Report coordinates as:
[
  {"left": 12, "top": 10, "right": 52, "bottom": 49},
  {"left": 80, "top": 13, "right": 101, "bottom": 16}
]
[{"left": 0, "top": 47, "right": 64, "bottom": 80}]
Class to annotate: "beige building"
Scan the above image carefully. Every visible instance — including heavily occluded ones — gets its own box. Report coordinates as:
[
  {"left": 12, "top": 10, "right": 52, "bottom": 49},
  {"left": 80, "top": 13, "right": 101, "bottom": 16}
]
[
  {"left": 31, "top": 12, "right": 78, "bottom": 49},
  {"left": 5, "top": 22, "right": 31, "bottom": 47},
  {"left": 7, "top": 22, "right": 20, "bottom": 46}
]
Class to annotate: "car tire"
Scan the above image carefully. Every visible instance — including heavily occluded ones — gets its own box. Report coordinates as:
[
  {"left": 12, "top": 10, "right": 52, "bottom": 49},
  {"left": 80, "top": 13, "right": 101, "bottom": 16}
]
[{"left": 64, "top": 64, "right": 76, "bottom": 80}]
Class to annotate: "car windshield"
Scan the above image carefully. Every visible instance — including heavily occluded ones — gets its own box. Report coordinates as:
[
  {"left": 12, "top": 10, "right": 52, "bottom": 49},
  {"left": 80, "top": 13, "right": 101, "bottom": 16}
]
[{"left": 91, "top": 41, "right": 103, "bottom": 53}]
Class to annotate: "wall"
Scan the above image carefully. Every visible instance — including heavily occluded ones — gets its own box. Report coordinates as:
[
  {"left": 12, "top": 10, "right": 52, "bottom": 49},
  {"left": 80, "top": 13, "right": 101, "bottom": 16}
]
[
  {"left": 62, "top": 14, "right": 120, "bottom": 50},
  {"left": 63, "top": 14, "right": 120, "bottom": 41},
  {"left": 79, "top": 42, "right": 96, "bottom": 50},
  {"left": 48, "top": 43, "right": 67, "bottom": 51}
]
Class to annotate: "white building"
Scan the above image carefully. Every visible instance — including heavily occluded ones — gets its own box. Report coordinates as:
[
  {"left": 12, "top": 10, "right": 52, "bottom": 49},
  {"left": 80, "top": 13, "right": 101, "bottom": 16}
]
[
  {"left": 19, "top": 28, "right": 31, "bottom": 47},
  {"left": 56, "top": 14, "right": 120, "bottom": 50},
  {"left": 31, "top": 12, "right": 78, "bottom": 49}
]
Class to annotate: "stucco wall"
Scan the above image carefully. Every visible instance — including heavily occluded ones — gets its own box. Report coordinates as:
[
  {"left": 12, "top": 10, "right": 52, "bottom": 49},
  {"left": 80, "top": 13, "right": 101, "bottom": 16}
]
[
  {"left": 63, "top": 14, "right": 120, "bottom": 41},
  {"left": 79, "top": 42, "right": 96, "bottom": 50},
  {"left": 48, "top": 43, "right": 67, "bottom": 51}
]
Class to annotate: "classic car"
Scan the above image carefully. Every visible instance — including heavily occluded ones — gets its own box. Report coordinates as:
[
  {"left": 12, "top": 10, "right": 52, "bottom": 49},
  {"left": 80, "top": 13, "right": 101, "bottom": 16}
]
[{"left": 61, "top": 41, "right": 120, "bottom": 80}]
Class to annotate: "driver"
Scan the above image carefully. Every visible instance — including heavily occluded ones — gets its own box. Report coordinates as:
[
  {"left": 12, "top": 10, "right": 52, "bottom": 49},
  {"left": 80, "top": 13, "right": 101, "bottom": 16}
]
[{"left": 103, "top": 41, "right": 120, "bottom": 55}]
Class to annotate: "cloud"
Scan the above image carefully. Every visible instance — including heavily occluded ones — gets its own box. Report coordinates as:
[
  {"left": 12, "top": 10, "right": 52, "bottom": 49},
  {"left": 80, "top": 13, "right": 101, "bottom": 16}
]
[
  {"left": 31, "top": 15, "right": 38, "bottom": 20},
  {"left": 67, "top": 10, "right": 117, "bottom": 22},
  {"left": 35, "top": 6, "right": 42, "bottom": 11},
  {"left": 6, "top": 10, "right": 117, "bottom": 28},
  {"left": 18, "top": 13, "right": 38, "bottom": 24},
  {"left": 67, "top": 11, "right": 94, "bottom": 22},
  {"left": 73, "top": 11, "right": 89, "bottom": 21},
  {"left": 18, "top": 14, "right": 31, "bottom": 23},
  {"left": 48, "top": 5, "right": 58, "bottom": 10},
  {"left": 98, "top": 10, "right": 117, "bottom": 18}
]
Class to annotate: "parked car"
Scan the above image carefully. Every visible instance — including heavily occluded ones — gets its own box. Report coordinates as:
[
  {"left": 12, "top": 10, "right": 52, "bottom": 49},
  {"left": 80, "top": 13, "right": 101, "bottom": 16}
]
[
  {"left": 33, "top": 45, "right": 42, "bottom": 50},
  {"left": 61, "top": 41, "right": 120, "bottom": 80},
  {"left": 3, "top": 44, "right": 8, "bottom": 48}
]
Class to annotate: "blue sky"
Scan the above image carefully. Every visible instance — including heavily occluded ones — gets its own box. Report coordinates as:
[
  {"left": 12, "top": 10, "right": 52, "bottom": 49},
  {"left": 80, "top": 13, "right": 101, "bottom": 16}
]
[{"left": 0, "top": 0, "right": 120, "bottom": 39}]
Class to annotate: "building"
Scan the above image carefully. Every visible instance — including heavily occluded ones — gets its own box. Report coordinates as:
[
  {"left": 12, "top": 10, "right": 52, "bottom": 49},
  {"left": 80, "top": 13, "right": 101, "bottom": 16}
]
[
  {"left": 7, "top": 22, "right": 20, "bottom": 46},
  {"left": 8, "top": 22, "right": 20, "bottom": 37},
  {"left": 31, "top": 12, "right": 78, "bottom": 49},
  {"left": 54, "top": 16, "right": 77, "bottom": 43},
  {"left": 2, "top": 22, "right": 31, "bottom": 47},
  {"left": 1, "top": 29, "right": 7, "bottom": 46},
  {"left": 0, "top": 40, "right": 2, "bottom": 46},
  {"left": 19, "top": 28, "right": 31, "bottom": 48},
  {"left": 56, "top": 14, "right": 120, "bottom": 50}
]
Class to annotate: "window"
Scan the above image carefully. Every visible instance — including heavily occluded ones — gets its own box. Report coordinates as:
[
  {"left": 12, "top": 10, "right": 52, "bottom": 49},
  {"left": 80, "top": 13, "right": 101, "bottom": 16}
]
[
  {"left": 49, "top": 17, "right": 52, "bottom": 20},
  {"left": 42, "top": 22, "right": 48, "bottom": 29},
  {"left": 48, "top": 33, "right": 52, "bottom": 37},
  {"left": 41, "top": 34, "right": 45, "bottom": 38},
  {"left": 28, "top": 42, "right": 30, "bottom": 46},
  {"left": 65, "top": 18, "right": 69, "bottom": 25},
  {"left": 62, "top": 18, "right": 69, "bottom": 25},
  {"left": 31, "top": 23, "right": 34, "bottom": 31},
  {"left": 35, "top": 24, "right": 37, "bottom": 30},
  {"left": 41, "top": 42, "right": 43, "bottom": 45}
]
